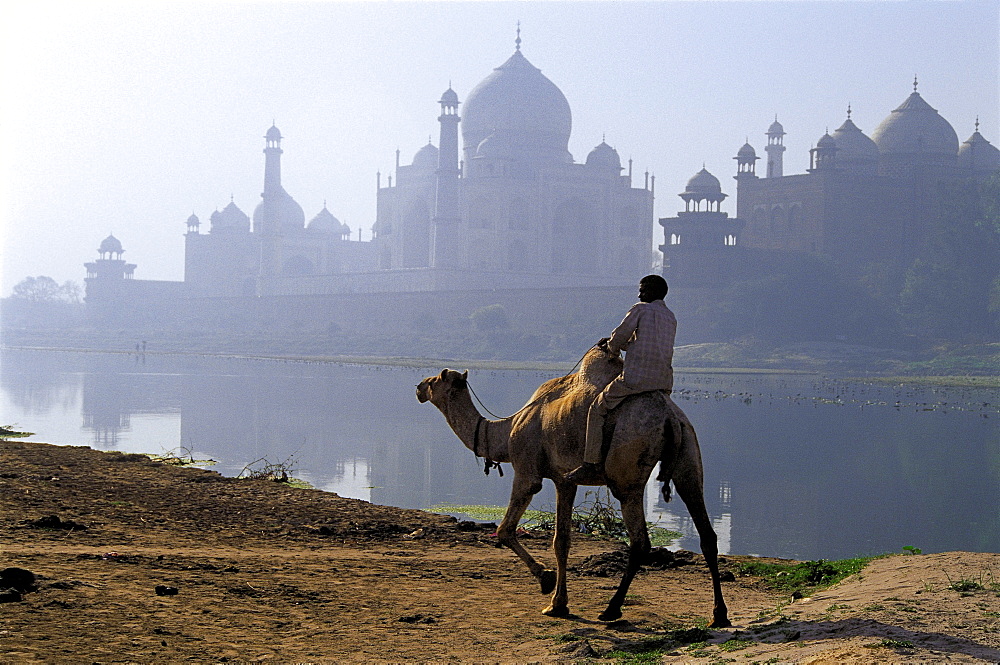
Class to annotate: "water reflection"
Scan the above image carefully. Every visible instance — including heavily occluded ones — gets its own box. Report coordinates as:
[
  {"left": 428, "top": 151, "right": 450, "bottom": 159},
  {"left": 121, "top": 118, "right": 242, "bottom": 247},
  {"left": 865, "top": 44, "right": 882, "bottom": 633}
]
[{"left": 1, "top": 348, "right": 997, "bottom": 561}]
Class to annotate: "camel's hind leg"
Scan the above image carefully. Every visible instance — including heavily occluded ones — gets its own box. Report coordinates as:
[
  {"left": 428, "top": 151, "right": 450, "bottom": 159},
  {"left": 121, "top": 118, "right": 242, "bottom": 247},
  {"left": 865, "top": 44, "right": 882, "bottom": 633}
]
[
  {"left": 496, "top": 475, "right": 555, "bottom": 595},
  {"left": 673, "top": 470, "right": 731, "bottom": 628},
  {"left": 543, "top": 482, "right": 578, "bottom": 617},
  {"left": 598, "top": 491, "right": 650, "bottom": 622}
]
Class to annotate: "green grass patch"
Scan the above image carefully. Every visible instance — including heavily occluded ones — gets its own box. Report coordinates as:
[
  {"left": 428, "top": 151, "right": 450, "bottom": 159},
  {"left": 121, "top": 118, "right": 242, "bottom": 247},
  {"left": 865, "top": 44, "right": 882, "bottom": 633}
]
[
  {"left": 949, "top": 578, "right": 984, "bottom": 593},
  {"left": 431, "top": 503, "right": 549, "bottom": 525},
  {"left": 0, "top": 424, "right": 34, "bottom": 440},
  {"left": 864, "top": 638, "right": 914, "bottom": 650},
  {"left": 739, "top": 556, "right": 878, "bottom": 596},
  {"left": 718, "top": 638, "right": 755, "bottom": 652},
  {"left": 433, "top": 489, "right": 683, "bottom": 547},
  {"left": 606, "top": 650, "right": 665, "bottom": 664}
]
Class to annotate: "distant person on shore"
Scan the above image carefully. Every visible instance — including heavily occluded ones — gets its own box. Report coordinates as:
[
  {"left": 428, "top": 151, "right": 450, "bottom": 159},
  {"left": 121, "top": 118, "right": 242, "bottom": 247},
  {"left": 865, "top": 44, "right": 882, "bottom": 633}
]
[{"left": 565, "top": 274, "right": 676, "bottom": 485}]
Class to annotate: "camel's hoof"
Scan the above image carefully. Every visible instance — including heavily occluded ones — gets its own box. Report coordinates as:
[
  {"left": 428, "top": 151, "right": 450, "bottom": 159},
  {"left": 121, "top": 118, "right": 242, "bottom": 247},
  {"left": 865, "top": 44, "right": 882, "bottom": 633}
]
[
  {"left": 709, "top": 615, "right": 732, "bottom": 629},
  {"left": 538, "top": 569, "right": 556, "bottom": 595},
  {"left": 598, "top": 607, "right": 622, "bottom": 622},
  {"left": 542, "top": 604, "right": 570, "bottom": 617}
]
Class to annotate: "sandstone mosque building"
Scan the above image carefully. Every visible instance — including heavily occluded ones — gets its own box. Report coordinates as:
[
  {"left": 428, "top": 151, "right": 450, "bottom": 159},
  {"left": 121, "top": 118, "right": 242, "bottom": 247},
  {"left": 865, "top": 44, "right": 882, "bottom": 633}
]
[
  {"left": 83, "top": 38, "right": 998, "bottom": 339},
  {"left": 659, "top": 78, "right": 999, "bottom": 288}
]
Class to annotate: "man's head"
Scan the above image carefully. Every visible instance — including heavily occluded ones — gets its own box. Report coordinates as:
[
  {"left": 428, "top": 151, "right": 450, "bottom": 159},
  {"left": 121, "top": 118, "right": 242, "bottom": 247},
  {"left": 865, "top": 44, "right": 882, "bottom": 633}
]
[{"left": 638, "top": 274, "right": 668, "bottom": 303}]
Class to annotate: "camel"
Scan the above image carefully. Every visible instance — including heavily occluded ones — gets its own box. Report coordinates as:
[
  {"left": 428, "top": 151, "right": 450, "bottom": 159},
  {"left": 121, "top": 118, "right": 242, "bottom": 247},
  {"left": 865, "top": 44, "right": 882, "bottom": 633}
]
[{"left": 416, "top": 345, "right": 730, "bottom": 626}]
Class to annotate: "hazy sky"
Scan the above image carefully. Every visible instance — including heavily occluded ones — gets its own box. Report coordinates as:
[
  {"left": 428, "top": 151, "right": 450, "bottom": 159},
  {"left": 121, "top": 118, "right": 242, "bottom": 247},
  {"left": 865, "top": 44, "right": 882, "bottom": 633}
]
[{"left": 2, "top": 0, "right": 997, "bottom": 295}]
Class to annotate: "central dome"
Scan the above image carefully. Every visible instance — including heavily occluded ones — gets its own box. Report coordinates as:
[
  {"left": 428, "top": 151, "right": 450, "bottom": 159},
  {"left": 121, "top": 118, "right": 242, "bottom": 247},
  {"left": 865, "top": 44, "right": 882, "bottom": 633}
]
[
  {"left": 462, "top": 49, "right": 572, "bottom": 164},
  {"left": 871, "top": 91, "right": 958, "bottom": 157}
]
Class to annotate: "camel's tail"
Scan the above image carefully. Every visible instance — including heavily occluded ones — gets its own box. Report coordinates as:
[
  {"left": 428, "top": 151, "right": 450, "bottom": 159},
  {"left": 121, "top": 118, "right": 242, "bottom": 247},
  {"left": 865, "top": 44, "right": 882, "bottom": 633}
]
[{"left": 655, "top": 398, "right": 683, "bottom": 503}]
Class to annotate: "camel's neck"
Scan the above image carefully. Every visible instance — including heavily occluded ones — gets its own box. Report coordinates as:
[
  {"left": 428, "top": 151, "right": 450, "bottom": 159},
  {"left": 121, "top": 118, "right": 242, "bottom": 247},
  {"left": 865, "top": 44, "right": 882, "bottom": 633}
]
[{"left": 441, "top": 389, "right": 512, "bottom": 463}]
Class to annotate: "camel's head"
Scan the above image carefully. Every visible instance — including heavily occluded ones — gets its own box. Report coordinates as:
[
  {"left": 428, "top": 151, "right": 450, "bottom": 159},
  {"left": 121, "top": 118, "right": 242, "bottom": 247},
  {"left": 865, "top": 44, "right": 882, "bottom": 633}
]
[{"left": 416, "top": 368, "right": 469, "bottom": 406}]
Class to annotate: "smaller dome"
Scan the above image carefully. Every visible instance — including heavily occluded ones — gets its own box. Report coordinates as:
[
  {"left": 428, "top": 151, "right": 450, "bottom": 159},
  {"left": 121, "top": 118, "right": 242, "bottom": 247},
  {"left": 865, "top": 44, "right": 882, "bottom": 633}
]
[
  {"left": 737, "top": 142, "right": 758, "bottom": 159},
  {"left": 957, "top": 128, "right": 1000, "bottom": 174},
  {"left": 684, "top": 167, "right": 722, "bottom": 195},
  {"left": 187, "top": 213, "right": 200, "bottom": 225},
  {"left": 585, "top": 141, "right": 622, "bottom": 171},
  {"left": 340, "top": 222, "right": 352, "bottom": 237},
  {"left": 98, "top": 234, "right": 123, "bottom": 255},
  {"left": 831, "top": 117, "right": 878, "bottom": 171},
  {"left": 265, "top": 124, "right": 282, "bottom": 141},
  {"left": 218, "top": 200, "right": 250, "bottom": 229},
  {"left": 412, "top": 142, "right": 439, "bottom": 170},
  {"left": 440, "top": 87, "right": 459, "bottom": 104},
  {"left": 817, "top": 132, "right": 837, "bottom": 148},
  {"left": 307, "top": 206, "right": 341, "bottom": 233},
  {"left": 768, "top": 119, "right": 785, "bottom": 135}
]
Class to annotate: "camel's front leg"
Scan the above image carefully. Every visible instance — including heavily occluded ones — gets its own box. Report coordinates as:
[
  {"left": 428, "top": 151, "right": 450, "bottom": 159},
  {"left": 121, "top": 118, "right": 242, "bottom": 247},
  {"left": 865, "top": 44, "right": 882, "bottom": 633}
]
[
  {"left": 599, "top": 491, "right": 650, "bottom": 622},
  {"left": 496, "top": 475, "right": 555, "bottom": 595},
  {"left": 543, "top": 482, "right": 578, "bottom": 617}
]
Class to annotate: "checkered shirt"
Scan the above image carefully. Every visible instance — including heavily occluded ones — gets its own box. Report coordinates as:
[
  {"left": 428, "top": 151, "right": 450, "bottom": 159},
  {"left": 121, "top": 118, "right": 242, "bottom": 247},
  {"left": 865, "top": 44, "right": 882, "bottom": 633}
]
[{"left": 607, "top": 299, "right": 676, "bottom": 391}]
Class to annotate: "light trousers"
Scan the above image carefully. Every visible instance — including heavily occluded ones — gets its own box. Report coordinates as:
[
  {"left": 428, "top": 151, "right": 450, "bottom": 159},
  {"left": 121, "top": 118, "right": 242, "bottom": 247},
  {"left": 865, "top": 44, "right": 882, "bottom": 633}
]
[{"left": 583, "top": 376, "right": 650, "bottom": 464}]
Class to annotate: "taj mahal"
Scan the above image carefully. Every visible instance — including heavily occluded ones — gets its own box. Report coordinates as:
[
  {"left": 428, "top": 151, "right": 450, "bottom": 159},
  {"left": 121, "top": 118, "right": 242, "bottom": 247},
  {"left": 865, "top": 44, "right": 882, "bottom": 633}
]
[{"left": 82, "top": 37, "right": 999, "bottom": 344}]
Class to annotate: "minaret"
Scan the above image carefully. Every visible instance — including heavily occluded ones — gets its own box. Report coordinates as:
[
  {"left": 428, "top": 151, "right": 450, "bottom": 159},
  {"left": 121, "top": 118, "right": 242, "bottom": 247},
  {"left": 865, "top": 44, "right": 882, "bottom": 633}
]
[
  {"left": 263, "top": 123, "right": 283, "bottom": 199},
  {"left": 432, "top": 86, "right": 463, "bottom": 269},
  {"left": 765, "top": 116, "right": 786, "bottom": 178}
]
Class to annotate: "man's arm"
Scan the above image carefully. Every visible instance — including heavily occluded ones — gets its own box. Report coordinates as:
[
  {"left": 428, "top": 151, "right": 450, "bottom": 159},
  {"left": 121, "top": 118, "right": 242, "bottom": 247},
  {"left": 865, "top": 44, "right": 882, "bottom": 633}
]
[{"left": 607, "top": 304, "right": 643, "bottom": 355}]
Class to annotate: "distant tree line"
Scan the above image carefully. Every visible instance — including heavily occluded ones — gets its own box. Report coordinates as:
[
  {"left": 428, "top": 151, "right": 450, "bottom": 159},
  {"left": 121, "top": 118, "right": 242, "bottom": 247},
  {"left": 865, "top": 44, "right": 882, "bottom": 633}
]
[{"left": 9, "top": 276, "right": 82, "bottom": 304}]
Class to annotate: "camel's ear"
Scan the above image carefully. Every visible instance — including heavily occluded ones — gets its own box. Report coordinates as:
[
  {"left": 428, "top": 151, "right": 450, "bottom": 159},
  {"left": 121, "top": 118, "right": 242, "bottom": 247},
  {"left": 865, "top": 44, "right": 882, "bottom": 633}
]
[
  {"left": 439, "top": 369, "right": 449, "bottom": 379},
  {"left": 453, "top": 370, "right": 468, "bottom": 389},
  {"left": 461, "top": 370, "right": 468, "bottom": 380}
]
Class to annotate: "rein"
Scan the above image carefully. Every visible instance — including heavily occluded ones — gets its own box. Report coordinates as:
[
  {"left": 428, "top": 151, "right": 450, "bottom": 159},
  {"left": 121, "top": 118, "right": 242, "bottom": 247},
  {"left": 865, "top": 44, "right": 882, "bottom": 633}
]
[
  {"left": 465, "top": 343, "right": 599, "bottom": 478},
  {"left": 466, "top": 343, "right": 598, "bottom": 420}
]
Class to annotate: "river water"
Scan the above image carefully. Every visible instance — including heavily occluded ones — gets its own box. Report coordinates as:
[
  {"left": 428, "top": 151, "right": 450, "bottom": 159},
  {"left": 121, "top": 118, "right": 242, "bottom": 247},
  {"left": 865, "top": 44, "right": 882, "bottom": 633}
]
[{"left": 2, "top": 348, "right": 998, "bottom": 561}]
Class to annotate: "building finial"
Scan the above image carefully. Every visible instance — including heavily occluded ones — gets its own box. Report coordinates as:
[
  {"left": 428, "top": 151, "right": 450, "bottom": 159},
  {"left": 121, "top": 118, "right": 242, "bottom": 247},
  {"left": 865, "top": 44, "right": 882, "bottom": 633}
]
[
  {"left": 913, "top": 75, "right": 918, "bottom": 92},
  {"left": 975, "top": 116, "right": 980, "bottom": 132},
  {"left": 847, "top": 103, "right": 852, "bottom": 119},
  {"left": 515, "top": 21, "right": 521, "bottom": 51}
]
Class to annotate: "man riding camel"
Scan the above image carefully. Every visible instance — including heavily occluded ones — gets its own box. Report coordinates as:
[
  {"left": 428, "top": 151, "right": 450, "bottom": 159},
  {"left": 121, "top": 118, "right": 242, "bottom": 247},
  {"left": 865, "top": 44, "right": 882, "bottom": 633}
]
[{"left": 565, "top": 274, "right": 676, "bottom": 485}]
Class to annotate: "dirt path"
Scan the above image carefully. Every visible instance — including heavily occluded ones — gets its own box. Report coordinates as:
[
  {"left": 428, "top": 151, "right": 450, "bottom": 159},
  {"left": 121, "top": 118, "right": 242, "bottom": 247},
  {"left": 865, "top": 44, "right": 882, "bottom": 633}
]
[{"left": 2, "top": 441, "right": 999, "bottom": 663}]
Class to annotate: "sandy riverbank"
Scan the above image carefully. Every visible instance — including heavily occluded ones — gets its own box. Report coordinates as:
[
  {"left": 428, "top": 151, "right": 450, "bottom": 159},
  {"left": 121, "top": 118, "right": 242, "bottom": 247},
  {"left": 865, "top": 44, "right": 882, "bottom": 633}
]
[{"left": 1, "top": 440, "right": 999, "bottom": 663}]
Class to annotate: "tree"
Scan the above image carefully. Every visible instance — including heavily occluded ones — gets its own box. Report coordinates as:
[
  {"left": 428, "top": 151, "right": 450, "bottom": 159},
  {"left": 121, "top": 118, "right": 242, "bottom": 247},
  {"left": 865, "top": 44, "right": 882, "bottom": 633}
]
[
  {"left": 10, "top": 276, "right": 82, "bottom": 303},
  {"left": 470, "top": 304, "right": 510, "bottom": 333},
  {"left": 898, "top": 177, "right": 1000, "bottom": 340}
]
